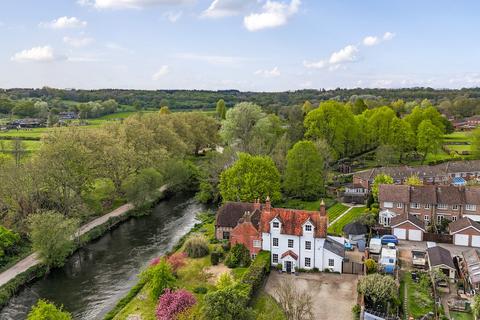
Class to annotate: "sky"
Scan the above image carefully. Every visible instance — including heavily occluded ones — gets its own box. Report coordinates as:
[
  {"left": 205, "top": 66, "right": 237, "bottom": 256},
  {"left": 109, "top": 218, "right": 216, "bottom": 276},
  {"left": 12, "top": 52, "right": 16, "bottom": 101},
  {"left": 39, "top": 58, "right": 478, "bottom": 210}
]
[{"left": 1, "top": 0, "right": 480, "bottom": 91}]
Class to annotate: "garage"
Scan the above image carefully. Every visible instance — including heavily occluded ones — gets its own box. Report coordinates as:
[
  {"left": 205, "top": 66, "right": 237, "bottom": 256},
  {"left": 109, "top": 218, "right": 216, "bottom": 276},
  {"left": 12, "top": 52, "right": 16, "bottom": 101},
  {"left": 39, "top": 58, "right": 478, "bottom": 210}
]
[
  {"left": 408, "top": 229, "right": 423, "bottom": 241},
  {"left": 472, "top": 236, "right": 480, "bottom": 247},
  {"left": 454, "top": 234, "right": 469, "bottom": 246},
  {"left": 394, "top": 228, "right": 406, "bottom": 240},
  {"left": 390, "top": 214, "right": 425, "bottom": 242},
  {"left": 450, "top": 218, "right": 480, "bottom": 248}
]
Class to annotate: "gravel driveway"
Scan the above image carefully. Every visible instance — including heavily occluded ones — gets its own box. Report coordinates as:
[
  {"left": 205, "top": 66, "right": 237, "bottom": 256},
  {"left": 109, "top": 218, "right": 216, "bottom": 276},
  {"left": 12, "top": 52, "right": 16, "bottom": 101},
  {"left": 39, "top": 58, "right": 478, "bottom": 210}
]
[{"left": 264, "top": 272, "right": 359, "bottom": 320}]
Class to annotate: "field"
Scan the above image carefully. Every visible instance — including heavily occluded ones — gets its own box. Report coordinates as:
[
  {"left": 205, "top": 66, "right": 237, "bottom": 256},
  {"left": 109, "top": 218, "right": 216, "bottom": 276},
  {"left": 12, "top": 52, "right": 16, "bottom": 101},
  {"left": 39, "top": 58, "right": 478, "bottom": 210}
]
[{"left": 327, "top": 207, "right": 365, "bottom": 235}]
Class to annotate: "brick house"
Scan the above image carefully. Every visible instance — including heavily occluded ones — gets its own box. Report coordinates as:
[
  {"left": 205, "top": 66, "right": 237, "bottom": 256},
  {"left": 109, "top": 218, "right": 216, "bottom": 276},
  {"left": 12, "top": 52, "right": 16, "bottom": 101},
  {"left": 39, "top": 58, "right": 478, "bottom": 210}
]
[
  {"left": 449, "top": 217, "right": 480, "bottom": 247},
  {"left": 354, "top": 160, "right": 480, "bottom": 191},
  {"left": 378, "top": 184, "right": 480, "bottom": 228},
  {"left": 215, "top": 202, "right": 261, "bottom": 240},
  {"left": 216, "top": 199, "right": 345, "bottom": 273},
  {"left": 390, "top": 214, "right": 426, "bottom": 241}
]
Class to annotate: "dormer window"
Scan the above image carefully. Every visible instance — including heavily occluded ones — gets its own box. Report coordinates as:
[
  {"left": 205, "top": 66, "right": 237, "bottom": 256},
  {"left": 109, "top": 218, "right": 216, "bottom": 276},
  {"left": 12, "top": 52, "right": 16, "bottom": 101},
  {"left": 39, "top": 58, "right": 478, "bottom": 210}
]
[
  {"left": 305, "top": 224, "right": 312, "bottom": 232},
  {"left": 273, "top": 221, "right": 280, "bottom": 228}
]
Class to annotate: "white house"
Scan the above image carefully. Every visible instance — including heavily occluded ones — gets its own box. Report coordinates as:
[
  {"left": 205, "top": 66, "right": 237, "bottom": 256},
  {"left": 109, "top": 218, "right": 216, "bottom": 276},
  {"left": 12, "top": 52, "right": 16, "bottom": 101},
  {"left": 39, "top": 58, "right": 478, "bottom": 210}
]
[{"left": 260, "top": 200, "right": 344, "bottom": 273}]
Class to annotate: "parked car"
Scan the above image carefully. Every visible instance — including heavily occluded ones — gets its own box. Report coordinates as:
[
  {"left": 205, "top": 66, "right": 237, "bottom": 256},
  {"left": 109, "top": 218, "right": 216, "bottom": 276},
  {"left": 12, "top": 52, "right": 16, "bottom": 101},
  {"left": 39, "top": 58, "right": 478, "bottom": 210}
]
[{"left": 381, "top": 235, "right": 399, "bottom": 245}]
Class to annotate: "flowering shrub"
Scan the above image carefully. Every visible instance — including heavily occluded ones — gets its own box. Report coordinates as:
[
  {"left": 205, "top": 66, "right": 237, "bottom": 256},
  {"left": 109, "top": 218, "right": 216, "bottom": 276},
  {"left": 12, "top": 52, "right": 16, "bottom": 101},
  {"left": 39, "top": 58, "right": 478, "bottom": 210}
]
[
  {"left": 156, "top": 289, "right": 196, "bottom": 320},
  {"left": 150, "top": 257, "right": 161, "bottom": 266},
  {"left": 167, "top": 252, "right": 187, "bottom": 272}
]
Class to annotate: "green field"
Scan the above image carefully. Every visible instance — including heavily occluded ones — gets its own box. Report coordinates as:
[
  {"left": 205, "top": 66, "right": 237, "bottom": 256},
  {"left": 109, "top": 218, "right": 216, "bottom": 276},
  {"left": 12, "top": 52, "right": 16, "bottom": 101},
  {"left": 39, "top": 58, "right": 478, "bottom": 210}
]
[
  {"left": 327, "top": 206, "right": 365, "bottom": 235},
  {"left": 327, "top": 203, "right": 349, "bottom": 222}
]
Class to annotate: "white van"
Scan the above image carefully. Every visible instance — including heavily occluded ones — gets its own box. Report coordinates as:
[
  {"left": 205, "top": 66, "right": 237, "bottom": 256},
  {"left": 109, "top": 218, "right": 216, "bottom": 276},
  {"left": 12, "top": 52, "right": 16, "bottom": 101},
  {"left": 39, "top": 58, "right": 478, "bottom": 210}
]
[{"left": 369, "top": 238, "right": 382, "bottom": 254}]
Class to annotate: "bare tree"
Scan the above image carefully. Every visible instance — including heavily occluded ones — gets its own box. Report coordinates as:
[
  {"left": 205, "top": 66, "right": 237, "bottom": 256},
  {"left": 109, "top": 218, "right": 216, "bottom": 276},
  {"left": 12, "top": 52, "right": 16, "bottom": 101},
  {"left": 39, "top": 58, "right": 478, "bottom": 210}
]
[{"left": 274, "top": 278, "right": 314, "bottom": 320}]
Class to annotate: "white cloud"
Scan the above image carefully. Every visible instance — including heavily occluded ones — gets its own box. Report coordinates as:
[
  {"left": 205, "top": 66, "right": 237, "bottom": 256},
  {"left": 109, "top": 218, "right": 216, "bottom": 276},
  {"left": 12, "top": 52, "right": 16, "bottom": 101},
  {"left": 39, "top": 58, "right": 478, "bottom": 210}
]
[
  {"left": 363, "top": 36, "right": 379, "bottom": 46},
  {"left": 63, "top": 36, "right": 94, "bottom": 47},
  {"left": 164, "top": 11, "right": 182, "bottom": 22},
  {"left": 202, "top": 0, "right": 252, "bottom": 18},
  {"left": 83, "top": 0, "right": 191, "bottom": 9},
  {"left": 254, "top": 66, "right": 280, "bottom": 77},
  {"left": 176, "top": 53, "right": 244, "bottom": 65},
  {"left": 152, "top": 65, "right": 170, "bottom": 80},
  {"left": 244, "top": 0, "right": 300, "bottom": 32},
  {"left": 303, "top": 45, "right": 358, "bottom": 70},
  {"left": 383, "top": 31, "right": 395, "bottom": 41},
  {"left": 363, "top": 32, "right": 395, "bottom": 47},
  {"left": 11, "top": 46, "right": 64, "bottom": 62},
  {"left": 40, "top": 16, "right": 87, "bottom": 29}
]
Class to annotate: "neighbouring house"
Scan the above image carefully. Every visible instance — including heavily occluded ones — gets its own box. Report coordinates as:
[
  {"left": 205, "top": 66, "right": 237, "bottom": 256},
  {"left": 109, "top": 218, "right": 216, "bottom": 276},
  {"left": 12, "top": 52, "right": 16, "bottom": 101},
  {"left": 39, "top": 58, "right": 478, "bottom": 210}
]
[
  {"left": 449, "top": 217, "right": 480, "bottom": 247},
  {"left": 215, "top": 202, "right": 260, "bottom": 241},
  {"left": 342, "top": 221, "right": 368, "bottom": 245},
  {"left": 390, "top": 214, "right": 425, "bottom": 241},
  {"left": 215, "top": 198, "right": 345, "bottom": 273},
  {"left": 459, "top": 249, "right": 480, "bottom": 293},
  {"left": 453, "top": 116, "right": 480, "bottom": 131},
  {"left": 7, "top": 118, "right": 45, "bottom": 129},
  {"left": 427, "top": 246, "right": 456, "bottom": 280},
  {"left": 378, "top": 184, "right": 480, "bottom": 228},
  {"left": 353, "top": 160, "right": 480, "bottom": 191},
  {"left": 342, "top": 183, "right": 368, "bottom": 204}
]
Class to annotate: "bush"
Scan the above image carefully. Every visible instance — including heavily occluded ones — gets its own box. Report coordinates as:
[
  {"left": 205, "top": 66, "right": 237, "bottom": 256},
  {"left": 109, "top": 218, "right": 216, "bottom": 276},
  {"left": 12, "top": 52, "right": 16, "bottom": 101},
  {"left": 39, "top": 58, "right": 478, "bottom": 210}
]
[
  {"left": 352, "top": 304, "right": 361, "bottom": 320},
  {"left": 167, "top": 252, "right": 187, "bottom": 272},
  {"left": 142, "top": 259, "right": 176, "bottom": 299},
  {"left": 225, "top": 244, "right": 251, "bottom": 268},
  {"left": 0, "top": 226, "right": 20, "bottom": 259},
  {"left": 193, "top": 286, "right": 208, "bottom": 294},
  {"left": 211, "top": 250, "right": 223, "bottom": 265},
  {"left": 221, "top": 241, "right": 230, "bottom": 252},
  {"left": 184, "top": 234, "right": 209, "bottom": 258},
  {"left": 203, "top": 285, "right": 253, "bottom": 320},
  {"left": 364, "top": 259, "right": 378, "bottom": 274},
  {"left": 156, "top": 289, "right": 196, "bottom": 320},
  {"left": 27, "top": 299, "right": 72, "bottom": 320},
  {"left": 241, "top": 251, "right": 270, "bottom": 299}
]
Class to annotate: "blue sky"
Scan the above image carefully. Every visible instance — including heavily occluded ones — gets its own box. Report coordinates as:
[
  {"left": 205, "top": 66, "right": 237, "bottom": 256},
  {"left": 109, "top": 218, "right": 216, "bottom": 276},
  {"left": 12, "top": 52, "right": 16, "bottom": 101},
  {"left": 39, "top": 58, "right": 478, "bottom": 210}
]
[{"left": 1, "top": 0, "right": 479, "bottom": 91}]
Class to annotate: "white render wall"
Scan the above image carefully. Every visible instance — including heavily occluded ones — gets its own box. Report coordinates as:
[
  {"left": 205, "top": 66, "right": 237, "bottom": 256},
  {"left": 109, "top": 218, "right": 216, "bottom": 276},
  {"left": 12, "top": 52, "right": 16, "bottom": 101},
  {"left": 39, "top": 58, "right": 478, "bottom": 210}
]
[{"left": 261, "top": 218, "right": 343, "bottom": 272}]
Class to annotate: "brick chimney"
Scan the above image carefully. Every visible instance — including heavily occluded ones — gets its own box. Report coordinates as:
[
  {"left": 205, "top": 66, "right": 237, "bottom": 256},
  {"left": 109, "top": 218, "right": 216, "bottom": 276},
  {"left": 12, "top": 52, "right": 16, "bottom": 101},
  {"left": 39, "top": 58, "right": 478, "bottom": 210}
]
[
  {"left": 253, "top": 198, "right": 261, "bottom": 210},
  {"left": 320, "top": 199, "right": 326, "bottom": 217},
  {"left": 264, "top": 196, "right": 271, "bottom": 213}
]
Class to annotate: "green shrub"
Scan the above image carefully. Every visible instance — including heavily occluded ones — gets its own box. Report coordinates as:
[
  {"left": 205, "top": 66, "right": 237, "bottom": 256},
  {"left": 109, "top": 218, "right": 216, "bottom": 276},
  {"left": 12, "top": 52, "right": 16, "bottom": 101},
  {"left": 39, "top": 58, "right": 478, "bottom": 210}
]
[
  {"left": 211, "top": 249, "right": 223, "bottom": 265},
  {"left": 27, "top": 299, "right": 72, "bottom": 320},
  {"left": 184, "top": 234, "right": 209, "bottom": 258},
  {"left": 225, "top": 244, "right": 251, "bottom": 268},
  {"left": 364, "top": 259, "right": 377, "bottom": 274},
  {"left": 142, "top": 259, "right": 176, "bottom": 299},
  {"left": 193, "top": 286, "right": 208, "bottom": 294}
]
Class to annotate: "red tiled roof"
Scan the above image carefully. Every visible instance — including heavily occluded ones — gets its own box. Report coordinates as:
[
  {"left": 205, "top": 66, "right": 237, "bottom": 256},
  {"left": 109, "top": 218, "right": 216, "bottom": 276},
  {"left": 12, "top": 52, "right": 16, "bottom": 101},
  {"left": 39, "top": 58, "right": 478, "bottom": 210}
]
[
  {"left": 259, "top": 207, "right": 327, "bottom": 238},
  {"left": 281, "top": 250, "right": 298, "bottom": 260}
]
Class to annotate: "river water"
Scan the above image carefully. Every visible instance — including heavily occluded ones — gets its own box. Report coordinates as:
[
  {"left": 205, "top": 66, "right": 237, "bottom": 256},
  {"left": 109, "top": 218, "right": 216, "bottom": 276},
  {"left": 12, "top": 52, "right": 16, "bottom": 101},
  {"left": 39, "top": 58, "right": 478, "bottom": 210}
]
[{"left": 0, "top": 194, "right": 208, "bottom": 319}]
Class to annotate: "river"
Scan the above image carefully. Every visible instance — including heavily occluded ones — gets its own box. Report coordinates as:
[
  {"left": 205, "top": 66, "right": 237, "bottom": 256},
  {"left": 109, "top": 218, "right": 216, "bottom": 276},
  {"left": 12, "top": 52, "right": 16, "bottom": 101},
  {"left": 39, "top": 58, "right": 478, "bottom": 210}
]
[{"left": 0, "top": 193, "right": 209, "bottom": 319}]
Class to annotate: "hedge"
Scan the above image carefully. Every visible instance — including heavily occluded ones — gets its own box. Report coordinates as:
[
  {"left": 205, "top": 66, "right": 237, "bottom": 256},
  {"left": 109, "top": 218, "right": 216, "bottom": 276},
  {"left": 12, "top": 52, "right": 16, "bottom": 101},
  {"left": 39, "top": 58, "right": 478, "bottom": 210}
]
[{"left": 241, "top": 251, "right": 271, "bottom": 300}]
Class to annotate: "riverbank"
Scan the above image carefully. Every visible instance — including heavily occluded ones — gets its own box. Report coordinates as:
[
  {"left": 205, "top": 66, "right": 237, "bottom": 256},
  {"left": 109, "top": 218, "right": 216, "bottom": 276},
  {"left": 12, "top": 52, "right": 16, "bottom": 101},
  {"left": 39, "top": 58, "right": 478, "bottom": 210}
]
[{"left": 0, "top": 185, "right": 168, "bottom": 309}]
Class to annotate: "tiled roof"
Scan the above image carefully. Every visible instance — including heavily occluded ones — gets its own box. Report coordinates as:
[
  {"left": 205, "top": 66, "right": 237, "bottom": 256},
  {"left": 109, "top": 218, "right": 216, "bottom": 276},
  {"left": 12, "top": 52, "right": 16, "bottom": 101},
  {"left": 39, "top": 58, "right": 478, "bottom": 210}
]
[
  {"left": 465, "top": 187, "right": 480, "bottom": 205},
  {"left": 216, "top": 202, "right": 258, "bottom": 228},
  {"left": 449, "top": 217, "right": 480, "bottom": 234},
  {"left": 281, "top": 250, "right": 298, "bottom": 260},
  {"left": 427, "top": 246, "right": 455, "bottom": 269},
  {"left": 379, "top": 184, "right": 409, "bottom": 203},
  {"left": 259, "top": 207, "right": 327, "bottom": 238},
  {"left": 462, "top": 249, "right": 480, "bottom": 284},
  {"left": 391, "top": 214, "right": 425, "bottom": 231},
  {"left": 436, "top": 186, "right": 465, "bottom": 204},
  {"left": 324, "top": 238, "right": 345, "bottom": 257},
  {"left": 410, "top": 185, "right": 437, "bottom": 204}
]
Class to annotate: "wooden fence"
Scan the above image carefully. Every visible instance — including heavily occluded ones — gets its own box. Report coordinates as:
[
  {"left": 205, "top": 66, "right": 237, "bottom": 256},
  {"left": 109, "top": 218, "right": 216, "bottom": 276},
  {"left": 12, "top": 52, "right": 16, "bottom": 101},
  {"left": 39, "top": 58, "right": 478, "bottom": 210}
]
[
  {"left": 343, "top": 261, "right": 364, "bottom": 275},
  {"left": 423, "top": 232, "right": 453, "bottom": 244}
]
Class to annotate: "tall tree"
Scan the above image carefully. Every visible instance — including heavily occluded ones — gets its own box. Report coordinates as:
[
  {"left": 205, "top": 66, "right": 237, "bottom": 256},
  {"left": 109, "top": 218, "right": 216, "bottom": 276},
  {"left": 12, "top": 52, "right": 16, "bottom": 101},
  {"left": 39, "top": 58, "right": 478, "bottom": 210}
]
[
  {"left": 283, "top": 141, "right": 324, "bottom": 200},
  {"left": 371, "top": 174, "right": 394, "bottom": 202},
  {"left": 417, "top": 120, "right": 443, "bottom": 164},
  {"left": 219, "top": 153, "right": 281, "bottom": 202},
  {"left": 216, "top": 99, "right": 227, "bottom": 120},
  {"left": 301, "top": 100, "right": 313, "bottom": 114},
  {"left": 388, "top": 118, "right": 415, "bottom": 162}
]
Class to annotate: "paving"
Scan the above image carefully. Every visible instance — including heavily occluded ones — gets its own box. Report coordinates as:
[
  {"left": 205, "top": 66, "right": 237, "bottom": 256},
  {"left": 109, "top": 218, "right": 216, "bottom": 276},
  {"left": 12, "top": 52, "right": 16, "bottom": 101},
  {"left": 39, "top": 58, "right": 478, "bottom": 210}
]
[{"left": 264, "top": 272, "right": 359, "bottom": 320}]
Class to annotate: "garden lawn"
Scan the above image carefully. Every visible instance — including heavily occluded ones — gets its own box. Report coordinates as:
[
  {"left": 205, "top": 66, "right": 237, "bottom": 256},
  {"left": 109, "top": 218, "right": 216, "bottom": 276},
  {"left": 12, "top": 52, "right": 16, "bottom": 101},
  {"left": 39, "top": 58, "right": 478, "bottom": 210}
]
[
  {"left": 450, "top": 311, "right": 474, "bottom": 320},
  {"left": 328, "top": 207, "right": 365, "bottom": 235},
  {"left": 402, "top": 272, "right": 435, "bottom": 319},
  {"left": 327, "top": 203, "right": 349, "bottom": 222},
  {"left": 252, "top": 292, "right": 286, "bottom": 320},
  {"left": 278, "top": 198, "right": 336, "bottom": 211}
]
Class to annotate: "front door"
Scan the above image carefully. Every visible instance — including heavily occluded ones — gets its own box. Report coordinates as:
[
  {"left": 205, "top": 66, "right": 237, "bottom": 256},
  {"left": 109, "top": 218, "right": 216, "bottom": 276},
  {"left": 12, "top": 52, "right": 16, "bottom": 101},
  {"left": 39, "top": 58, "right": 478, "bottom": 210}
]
[{"left": 285, "top": 261, "right": 292, "bottom": 273}]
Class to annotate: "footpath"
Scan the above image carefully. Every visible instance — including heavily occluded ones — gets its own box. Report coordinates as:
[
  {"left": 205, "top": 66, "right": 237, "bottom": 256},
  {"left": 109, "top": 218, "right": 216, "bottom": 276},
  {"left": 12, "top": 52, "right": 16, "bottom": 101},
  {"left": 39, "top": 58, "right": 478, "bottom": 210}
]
[{"left": 0, "top": 184, "right": 167, "bottom": 288}]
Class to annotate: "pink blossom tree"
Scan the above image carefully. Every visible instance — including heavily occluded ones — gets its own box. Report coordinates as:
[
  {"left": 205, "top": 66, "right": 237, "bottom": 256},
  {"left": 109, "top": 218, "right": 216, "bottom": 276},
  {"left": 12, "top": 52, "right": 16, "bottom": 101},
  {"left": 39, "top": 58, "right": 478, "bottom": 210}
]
[{"left": 156, "top": 289, "right": 196, "bottom": 320}]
